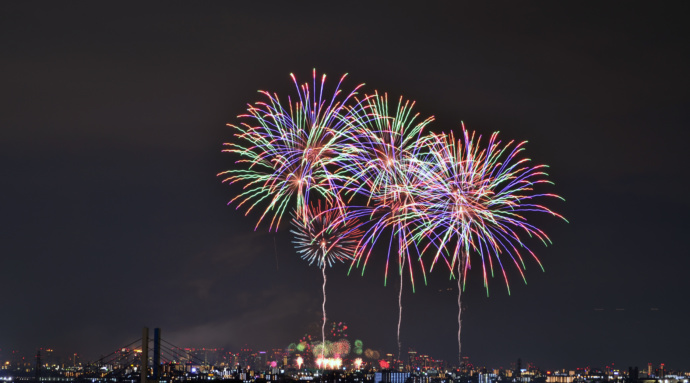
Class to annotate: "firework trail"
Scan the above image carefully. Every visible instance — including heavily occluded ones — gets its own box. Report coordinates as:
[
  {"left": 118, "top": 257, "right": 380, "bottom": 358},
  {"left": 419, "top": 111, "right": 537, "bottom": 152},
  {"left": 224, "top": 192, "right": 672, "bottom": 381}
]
[
  {"left": 409, "top": 124, "right": 566, "bottom": 364},
  {"left": 340, "top": 92, "right": 433, "bottom": 360},
  {"left": 321, "top": 260, "right": 326, "bottom": 366},
  {"left": 291, "top": 201, "right": 362, "bottom": 366},
  {"left": 219, "top": 70, "right": 365, "bottom": 231}
]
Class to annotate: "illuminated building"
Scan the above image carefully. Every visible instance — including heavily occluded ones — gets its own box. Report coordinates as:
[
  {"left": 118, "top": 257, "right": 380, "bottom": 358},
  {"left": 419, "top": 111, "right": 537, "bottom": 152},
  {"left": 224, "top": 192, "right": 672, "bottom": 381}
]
[
  {"left": 376, "top": 370, "right": 410, "bottom": 383},
  {"left": 408, "top": 350, "right": 417, "bottom": 370},
  {"left": 257, "top": 351, "right": 267, "bottom": 368},
  {"left": 240, "top": 347, "right": 253, "bottom": 368}
]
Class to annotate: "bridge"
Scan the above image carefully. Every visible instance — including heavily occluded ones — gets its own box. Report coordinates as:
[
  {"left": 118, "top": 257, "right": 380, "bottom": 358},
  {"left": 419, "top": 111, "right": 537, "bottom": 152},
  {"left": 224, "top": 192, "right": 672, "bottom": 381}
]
[
  {"left": 91, "top": 327, "right": 216, "bottom": 382},
  {"left": 58, "top": 327, "right": 216, "bottom": 383}
]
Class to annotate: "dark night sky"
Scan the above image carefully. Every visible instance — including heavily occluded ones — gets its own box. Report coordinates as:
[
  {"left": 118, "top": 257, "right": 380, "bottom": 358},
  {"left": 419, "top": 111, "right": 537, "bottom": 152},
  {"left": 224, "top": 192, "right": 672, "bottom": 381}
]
[{"left": 1, "top": 1, "right": 689, "bottom": 371}]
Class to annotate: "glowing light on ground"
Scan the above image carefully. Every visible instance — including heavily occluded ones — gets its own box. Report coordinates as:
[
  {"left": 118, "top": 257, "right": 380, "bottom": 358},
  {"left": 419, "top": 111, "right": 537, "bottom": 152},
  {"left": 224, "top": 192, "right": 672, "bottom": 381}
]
[{"left": 315, "top": 357, "right": 342, "bottom": 370}]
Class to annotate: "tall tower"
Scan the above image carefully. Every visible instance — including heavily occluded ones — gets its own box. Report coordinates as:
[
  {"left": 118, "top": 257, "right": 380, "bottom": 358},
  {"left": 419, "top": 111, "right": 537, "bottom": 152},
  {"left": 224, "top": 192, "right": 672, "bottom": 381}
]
[
  {"left": 153, "top": 328, "right": 161, "bottom": 381},
  {"left": 141, "top": 327, "right": 149, "bottom": 383},
  {"left": 35, "top": 350, "right": 41, "bottom": 383}
]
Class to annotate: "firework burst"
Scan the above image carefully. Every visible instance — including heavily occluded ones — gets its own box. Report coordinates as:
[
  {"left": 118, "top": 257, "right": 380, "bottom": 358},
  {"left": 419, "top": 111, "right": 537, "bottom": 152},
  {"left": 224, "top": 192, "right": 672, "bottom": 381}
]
[
  {"left": 341, "top": 92, "right": 435, "bottom": 285},
  {"left": 219, "top": 70, "right": 365, "bottom": 231},
  {"left": 409, "top": 124, "right": 566, "bottom": 363},
  {"left": 291, "top": 202, "right": 362, "bottom": 268}
]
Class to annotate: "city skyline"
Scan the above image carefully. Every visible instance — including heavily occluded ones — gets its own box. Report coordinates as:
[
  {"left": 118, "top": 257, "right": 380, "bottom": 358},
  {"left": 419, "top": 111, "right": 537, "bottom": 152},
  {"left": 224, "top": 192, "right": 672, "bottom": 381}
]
[
  {"left": 1, "top": 1, "right": 688, "bottom": 372},
  {"left": 1, "top": 339, "right": 686, "bottom": 376}
]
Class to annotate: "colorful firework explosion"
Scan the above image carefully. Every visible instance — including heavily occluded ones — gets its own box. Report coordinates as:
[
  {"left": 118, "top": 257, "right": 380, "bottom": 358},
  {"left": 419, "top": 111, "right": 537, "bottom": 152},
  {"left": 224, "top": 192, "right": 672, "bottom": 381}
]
[
  {"left": 330, "top": 321, "right": 348, "bottom": 338},
  {"left": 412, "top": 125, "right": 566, "bottom": 293},
  {"left": 290, "top": 202, "right": 362, "bottom": 268},
  {"left": 219, "top": 70, "right": 365, "bottom": 231},
  {"left": 409, "top": 124, "right": 566, "bottom": 362},
  {"left": 221, "top": 72, "right": 565, "bottom": 367},
  {"left": 343, "top": 92, "right": 434, "bottom": 287}
]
